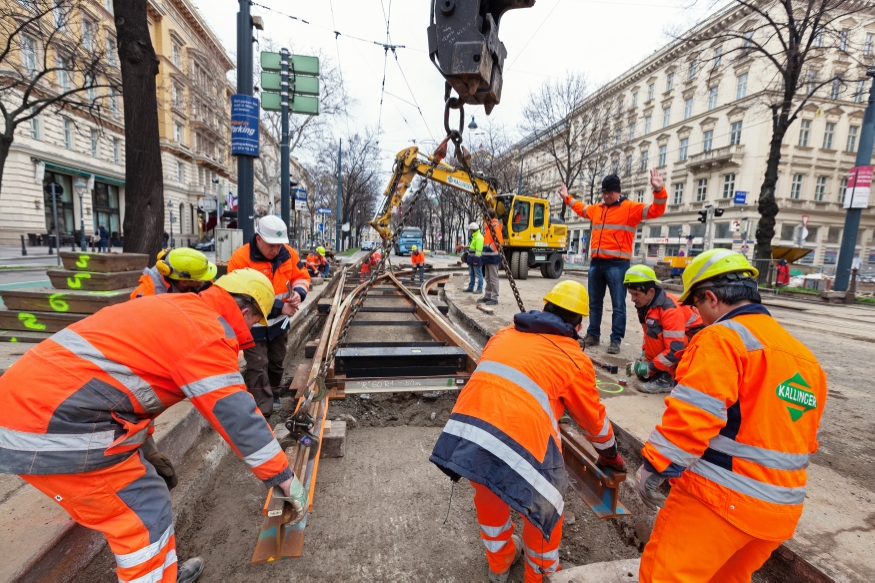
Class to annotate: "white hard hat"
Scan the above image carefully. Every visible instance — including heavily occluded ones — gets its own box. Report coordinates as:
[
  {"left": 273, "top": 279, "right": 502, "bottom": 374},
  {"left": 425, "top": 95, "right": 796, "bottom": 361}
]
[
  {"left": 256, "top": 215, "right": 289, "bottom": 244},
  {"left": 468, "top": 222, "right": 479, "bottom": 231}
]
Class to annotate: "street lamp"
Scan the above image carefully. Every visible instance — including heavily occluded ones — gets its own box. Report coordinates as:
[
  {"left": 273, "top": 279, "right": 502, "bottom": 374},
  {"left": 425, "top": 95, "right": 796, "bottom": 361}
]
[
  {"left": 468, "top": 116, "right": 478, "bottom": 131},
  {"left": 167, "top": 199, "right": 175, "bottom": 248},
  {"left": 74, "top": 178, "right": 87, "bottom": 251}
]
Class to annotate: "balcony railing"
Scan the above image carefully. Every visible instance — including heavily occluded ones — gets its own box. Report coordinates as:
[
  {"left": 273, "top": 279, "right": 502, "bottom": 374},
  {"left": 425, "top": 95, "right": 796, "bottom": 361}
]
[{"left": 686, "top": 144, "right": 745, "bottom": 172}]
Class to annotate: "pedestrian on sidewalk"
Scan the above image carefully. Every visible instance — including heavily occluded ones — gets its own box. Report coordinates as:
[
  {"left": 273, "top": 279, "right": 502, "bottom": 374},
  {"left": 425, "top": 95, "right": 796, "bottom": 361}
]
[
  {"left": 559, "top": 169, "right": 668, "bottom": 354},
  {"left": 130, "top": 248, "right": 216, "bottom": 299},
  {"left": 431, "top": 280, "right": 626, "bottom": 582},
  {"left": 0, "top": 269, "right": 308, "bottom": 583},
  {"left": 464, "top": 222, "right": 484, "bottom": 294},
  {"left": 635, "top": 250, "right": 827, "bottom": 582},
  {"left": 480, "top": 209, "right": 503, "bottom": 306},
  {"left": 95, "top": 225, "right": 109, "bottom": 252}
]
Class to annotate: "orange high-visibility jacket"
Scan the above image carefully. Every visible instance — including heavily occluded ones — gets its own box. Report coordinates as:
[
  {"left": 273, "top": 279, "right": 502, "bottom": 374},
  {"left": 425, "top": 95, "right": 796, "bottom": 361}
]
[
  {"left": 431, "top": 311, "right": 617, "bottom": 539},
  {"left": 130, "top": 265, "right": 170, "bottom": 299},
  {"left": 483, "top": 218, "right": 504, "bottom": 246},
  {"left": 361, "top": 251, "right": 381, "bottom": 274},
  {"left": 411, "top": 250, "right": 426, "bottom": 265},
  {"left": 638, "top": 289, "right": 703, "bottom": 376},
  {"left": 306, "top": 252, "right": 327, "bottom": 271},
  {"left": 642, "top": 304, "right": 827, "bottom": 541},
  {"left": 227, "top": 237, "right": 311, "bottom": 341},
  {"left": 0, "top": 286, "right": 292, "bottom": 488},
  {"left": 570, "top": 188, "right": 668, "bottom": 260}
]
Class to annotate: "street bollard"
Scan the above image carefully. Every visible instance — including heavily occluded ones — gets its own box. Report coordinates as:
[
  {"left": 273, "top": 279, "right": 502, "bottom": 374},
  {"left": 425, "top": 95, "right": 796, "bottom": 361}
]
[
  {"left": 48, "top": 236, "right": 54, "bottom": 255},
  {"left": 845, "top": 268, "right": 858, "bottom": 305},
  {"left": 20, "top": 234, "right": 27, "bottom": 256}
]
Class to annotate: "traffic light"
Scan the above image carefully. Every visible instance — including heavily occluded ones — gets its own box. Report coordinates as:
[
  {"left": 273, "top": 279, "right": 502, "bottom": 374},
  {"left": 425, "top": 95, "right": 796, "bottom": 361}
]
[
  {"left": 714, "top": 208, "right": 725, "bottom": 217},
  {"left": 697, "top": 210, "right": 708, "bottom": 223}
]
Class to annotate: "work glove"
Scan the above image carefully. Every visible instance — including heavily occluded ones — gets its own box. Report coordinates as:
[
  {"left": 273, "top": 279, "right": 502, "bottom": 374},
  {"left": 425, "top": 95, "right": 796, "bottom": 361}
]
[
  {"left": 146, "top": 452, "right": 178, "bottom": 490},
  {"left": 635, "top": 464, "right": 667, "bottom": 511},
  {"left": 596, "top": 453, "right": 627, "bottom": 472},
  {"left": 274, "top": 475, "right": 308, "bottom": 525},
  {"left": 626, "top": 360, "right": 652, "bottom": 378}
]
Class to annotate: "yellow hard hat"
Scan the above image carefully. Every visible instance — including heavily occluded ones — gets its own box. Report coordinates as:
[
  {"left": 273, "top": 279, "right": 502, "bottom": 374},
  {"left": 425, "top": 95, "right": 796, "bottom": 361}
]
[
  {"left": 214, "top": 268, "right": 275, "bottom": 325},
  {"left": 543, "top": 280, "right": 589, "bottom": 316},
  {"left": 316, "top": 246, "right": 326, "bottom": 256},
  {"left": 156, "top": 248, "right": 217, "bottom": 281},
  {"left": 624, "top": 264, "right": 659, "bottom": 285},
  {"left": 679, "top": 249, "right": 759, "bottom": 303},
  {"left": 411, "top": 245, "right": 418, "bottom": 251}
]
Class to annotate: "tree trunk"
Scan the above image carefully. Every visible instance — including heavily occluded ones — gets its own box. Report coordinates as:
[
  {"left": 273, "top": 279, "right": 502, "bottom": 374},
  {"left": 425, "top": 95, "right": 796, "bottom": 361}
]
[
  {"left": 114, "top": 0, "right": 164, "bottom": 259},
  {"left": 0, "top": 133, "right": 12, "bottom": 195},
  {"left": 754, "top": 106, "right": 792, "bottom": 271}
]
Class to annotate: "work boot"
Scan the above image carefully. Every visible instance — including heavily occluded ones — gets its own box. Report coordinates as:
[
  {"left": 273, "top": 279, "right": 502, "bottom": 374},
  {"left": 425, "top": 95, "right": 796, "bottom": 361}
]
[
  {"left": 488, "top": 535, "right": 523, "bottom": 583},
  {"left": 477, "top": 296, "right": 488, "bottom": 303},
  {"left": 639, "top": 374, "right": 674, "bottom": 394},
  {"left": 607, "top": 342, "right": 621, "bottom": 354},
  {"left": 272, "top": 397, "right": 282, "bottom": 412},
  {"left": 583, "top": 334, "right": 599, "bottom": 348},
  {"left": 463, "top": 288, "right": 474, "bottom": 293},
  {"left": 485, "top": 299, "right": 498, "bottom": 306},
  {"left": 177, "top": 557, "right": 205, "bottom": 583}
]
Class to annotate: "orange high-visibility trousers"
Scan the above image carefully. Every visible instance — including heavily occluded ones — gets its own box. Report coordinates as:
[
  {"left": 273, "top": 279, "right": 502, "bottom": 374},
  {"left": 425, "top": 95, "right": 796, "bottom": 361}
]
[
  {"left": 640, "top": 486, "right": 782, "bottom": 583},
  {"left": 23, "top": 452, "right": 177, "bottom": 582},
  {"left": 472, "top": 482, "right": 563, "bottom": 582}
]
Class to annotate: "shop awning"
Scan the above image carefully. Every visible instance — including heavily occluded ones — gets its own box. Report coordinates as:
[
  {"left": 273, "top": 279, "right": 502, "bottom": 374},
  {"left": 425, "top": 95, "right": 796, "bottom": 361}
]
[
  {"left": 40, "top": 161, "right": 125, "bottom": 187},
  {"left": 771, "top": 245, "right": 814, "bottom": 264}
]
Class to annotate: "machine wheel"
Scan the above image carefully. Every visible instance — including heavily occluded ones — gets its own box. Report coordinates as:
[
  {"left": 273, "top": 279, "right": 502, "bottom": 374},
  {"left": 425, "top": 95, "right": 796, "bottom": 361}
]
[
  {"left": 544, "top": 254, "right": 564, "bottom": 278},
  {"left": 540, "top": 263, "right": 550, "bottom": 278},
  {"left": 511, "top": 251, "right": 529, "bottom": 280}
]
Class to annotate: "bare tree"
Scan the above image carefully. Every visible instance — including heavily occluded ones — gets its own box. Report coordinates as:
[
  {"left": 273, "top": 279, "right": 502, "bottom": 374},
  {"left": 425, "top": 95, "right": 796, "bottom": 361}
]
[
  {"left": 684, "top": 0, "right": 874, "bottom": 265},
  {"left": 0, "top": 0, "right": 113, "bottom": 191}
]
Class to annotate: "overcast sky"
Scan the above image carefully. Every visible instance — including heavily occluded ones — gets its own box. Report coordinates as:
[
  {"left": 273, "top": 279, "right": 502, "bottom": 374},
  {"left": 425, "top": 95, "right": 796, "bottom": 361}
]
[{"left": 197, "top": 0, "right": 721, "bottom": 175}]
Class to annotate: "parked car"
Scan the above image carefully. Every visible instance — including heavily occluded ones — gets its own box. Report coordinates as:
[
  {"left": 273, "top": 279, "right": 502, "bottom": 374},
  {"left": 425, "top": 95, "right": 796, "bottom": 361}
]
[
  {"left": 362, "top": 241, "right": 376, "bottom": 251},
  {"left": 194, "top": 238, "right": 215, "bottom": 252}
]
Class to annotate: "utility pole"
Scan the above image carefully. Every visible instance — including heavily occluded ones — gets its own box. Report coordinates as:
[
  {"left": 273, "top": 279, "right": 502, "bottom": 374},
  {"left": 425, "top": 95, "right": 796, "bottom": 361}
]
[
  {"left": 280, "top": 48, "right": 291, "bottom": 230},
  {"left": 835, "top": 67, "right": 875, "bottom": 292},
  {"left": 236, "top": 0, "right": 256, "bottom": 241},
  {"left": 335, "top": 139, "right": 342, "bottom": 251},
  {"left": 517, "top": 152, "right": 525, "bottom": 194}
]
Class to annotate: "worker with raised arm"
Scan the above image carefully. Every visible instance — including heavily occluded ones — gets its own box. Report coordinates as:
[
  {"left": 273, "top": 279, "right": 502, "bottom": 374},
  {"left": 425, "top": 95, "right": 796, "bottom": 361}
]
[
  {"left": 410, "top": 245, "right": 426, "bottom": 282},
  {"left": 623, "top": 264, "right": 703, "bottom": 394},
  {"left": 130, "top": 247, "right": 217, "bottom": 299},
  {"left": 227, "top": 216, "right": 311, "bottom": 417},
  {"left": 431, "top": 281, "right": 626, "bottom": 583},
  {"left": 464, "top": 221, "right": 484, "bottom": 294},
  {"left": 635, "top": 250, "right": 827, "bottom": 582},
  {"left": 480, "top": 208, "right": 504, "bottom": 306},
  {"left": 0, "top": 269, "right": 309, "bottom": 583},
  {"left": 558, "top": 170, "right": 668, "bottom": 354}
]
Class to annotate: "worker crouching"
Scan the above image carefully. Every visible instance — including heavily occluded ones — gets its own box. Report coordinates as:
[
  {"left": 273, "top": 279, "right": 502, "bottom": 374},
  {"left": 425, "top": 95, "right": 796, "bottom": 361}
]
[
  {"left": 635, "top": 250, "right": 827, "bottom": 582},
  {"left": 623, "top": 265, "right": 703, "bottom": 394},
  {"left": 410, "top": 245, "right": 426, "bottom": 282},
  {"left": 430, "top": 281, "right": 626, "bottom": 582},
  {"left": 307, "top": 246, "right": 330, "bottom": 278},
  {"left": 360, "top": 249, "right": 382, "bottom": 280}
]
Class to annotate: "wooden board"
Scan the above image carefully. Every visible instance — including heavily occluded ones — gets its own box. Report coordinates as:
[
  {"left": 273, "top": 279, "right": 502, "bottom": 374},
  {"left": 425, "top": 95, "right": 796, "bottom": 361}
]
[
  {"left": 60, "top": 251, "right": 149, "bottom": 273},
  {"left": 47, "top": 269, "right": 142, "bottom": 291},
  {"left": 0, "top": 308, "right": 86, "bottom": 333},
  {"left": 0, "top": 287, "right": 131, "bottom": 314},
  {"left": 320, "top": 420, "right": 346, "bottom": 458},
  {"left": 0, "top": 330, "right": 53, "bottom": 343}
]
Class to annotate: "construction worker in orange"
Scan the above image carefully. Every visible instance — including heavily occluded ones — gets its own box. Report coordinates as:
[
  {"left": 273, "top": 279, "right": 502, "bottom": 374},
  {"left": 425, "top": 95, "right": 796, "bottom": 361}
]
[
  {"left": 622, "top": 264, "right": 703, "bottom": 394},
  {"left": 227, "top": 215, "right": 311, "bottom": 417},
  {"left": 360, "top": 248, "right": 382, "bottom": 280},
  {"left": 306, "top": 246, "right": 330, "bottom": 278},
  {"left": 0, "top": 269, "right": 309, "bottom": 583},
  {"left": 130, "top": 247, "right": 217, "bottom": 299},
  {"left": 481, "top": 208, "right": 504, "bottom": 306},
  {"left": 410, "top": 244, "right": 426, "bottom": 282},
  {"left": 635, "top": 250, "right": 827, "bottom": 582},
  {"left": 430, "top": 281, "right": 626, "bottom": 582},
  {"left": 558, "top": 169, "right": 667, "bottom": 355}
]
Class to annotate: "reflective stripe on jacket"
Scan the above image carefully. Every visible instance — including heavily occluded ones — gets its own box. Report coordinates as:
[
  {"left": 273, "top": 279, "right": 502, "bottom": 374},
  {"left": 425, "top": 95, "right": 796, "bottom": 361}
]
[
  {"left": 571, "top": 188, "right": 668, "bottom": 259},
  {"left": 227, "top": 237, "right": 311, "bottom": 342},
  {"left": 431, "top": 311, "right": 616, "bottom": 539},
  {"left": 641, "top": 304, "right": 827, "bottom": 540},
  {"left": 130, "top": 266, "right": 169, "bottom": 300},
  {"left": 0, "top": 287, "right": 291, "bottom": 488},
  {"left": 638, "top": 289, "right": 701, "bottom": 376}
]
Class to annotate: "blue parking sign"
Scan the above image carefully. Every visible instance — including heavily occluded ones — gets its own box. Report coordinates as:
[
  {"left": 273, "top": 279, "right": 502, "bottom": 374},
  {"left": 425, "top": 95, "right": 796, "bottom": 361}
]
[{"left": 734, "top": 191, "right": 747, "bottom": 204}]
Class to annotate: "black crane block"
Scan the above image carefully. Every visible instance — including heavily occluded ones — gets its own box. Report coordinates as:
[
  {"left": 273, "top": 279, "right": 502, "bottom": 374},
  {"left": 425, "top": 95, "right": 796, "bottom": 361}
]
[{"left": 428, "top": 0, "right": 536, "bottom": 114}]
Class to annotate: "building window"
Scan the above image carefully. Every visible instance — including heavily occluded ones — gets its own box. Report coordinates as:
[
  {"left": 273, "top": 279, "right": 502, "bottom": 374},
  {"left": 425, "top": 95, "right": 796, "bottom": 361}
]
[
  {"left": 649, "top": 226, "right": 662, "bottom": 237},
  {"left": 632, "top": 92, "right": 638, "bottom": 107},
  {"left": 85, "top": 75, "right": 96, "bottom": 102},
  {"left": 90, "top": 129, "right": 98, "bottom": 157},
  {"left": 109, "top": 88, "right": 118, "bottom": 116},
  {"left": 672, "top": 183, "right": 684, "bottom": 205},
  {"left": 611, "top": 160, "right": 619, "bottom": 175},
  {"left": 63, "top": 118, "right": 73, "bottom": 149},
  {"left": 839, "top": 180, "right": 847, "bottom": 205},
  {"left": 830, "top": 78, "right": 841, "bottom": 100},
  {"left": 684, "top": 98, "right": 693, "bottom": 120},
  {"left": 865, "top": 33, "right": 874, "bottom": 56},
  {"left": 823, "top": 123, "right": 835, "bottom": 149},
  {"left": 92, "top": 182, "right": 121, "bottom": 237},
  {"left": 629, "top": 124, "right": 635, "bottom": 140},
  {"left": 175, "top": 122, "right": 183, "bottom": 143},
  {"left": 53, "top": 1, "right": 67, "bottom": 29},
  {"left": 702, "top": 130, "right": 713, "bottom": 153},
  {"left": 696, "top": 178, "right": 708, "bottom": 202},
  {"left": 666, "top": 73, "right": 674, "bottom": 91},
  {"left": 713, "top": 46, "right": 723, "bottom": 68},
  {"left": 722, "top": 173, "right": 735, "bottom": 199},
  {"left": 107, "top": 38, "right": 117, "bottom": 67},
  {"left": 176, "top": 161, "right": 184, "bottom": 182},
  {"left": 708, "top": 86, "right": 718, "bottom": 111},
  {"left": 813, "top": 32, "right": 823, "bottom": 48},
  {"left": 827, "top": 226, "right": 841, "bottom": 243},
  {"left": 56, "top": 57, "right": 68, "bottom": 91},
  {"left": 640, "top": 151, "right": 649, "bottom": 171},
  {"left": 679, "top": 138, "right": 689, "bottom": 161},
  {"left": 715, "top": 222, "right": 732, "bottom": 239},
  {"left": 637, "top": 190, "right": 645, "bottom": 203},
  {"left": 668, "top": 224, "right": 683, "bottom": 237},
  {"left": 82, "top": 19, "right": 95, "bottom": 52},
  {"left": 798, "top": 120, "right": 811, "bottom": 147},
  {"left": 615, "top": 129, "right": 621, "bottom": 146},
  {"left": 736, "top": 73, "right": 748, "bottom": 100},
  {"left": 847, "top": 126, "right": 859, "bottom": 153},
  {"left": 815, "top": 176, "right": 827, "bottom": 202},
  {"left": 113, "top": 138, "right": 120, "bottom": 164},
  {"left": 688, "top": 60, "right": 697, "bottom": 80},
  {"left": 647, "top": 83, "right": 655, "bottom": 101},
  {"left": 780, "top": 224, "right": 796, "bottom": 240},
  {"left": 839, "top": 29, "right": 848, "bottom": 51},
  {"left": 104, "top": 0, "right": 113, "bottom": 13},
  {"left": 742, "top": 30, "right": 754, "bottom": 51},
  {"left": 22, "top": 35, "right": 39, "bottom": 78},
  {"left": 790, "top": 174, "right": 804, "bottom": 199},
  {"left": 29, "top": 108, "right": 40, "bottom": 140},
  {"left": 730, "top": 121, "right": 743, "bottom": 145},
  {"left": 625, "top": 155, "right": 632, "bottom": 176},
  {"left": 663, "top": 107, "right": 671, "bottom": 128},
  {"left": 806, "top": 70, "right": 818, "bottom": 95},
  {"left": 854, "top": 80, "right": 865, "bottom": 103},
  {"left": 644, "top": 116, "right": 652, "bottom": 134},
  {"left": 172, "top": 43, "right": 182, "bottom": 67},
  {"left": 658, "top": 144, "right": 667, "bottom": 167}
]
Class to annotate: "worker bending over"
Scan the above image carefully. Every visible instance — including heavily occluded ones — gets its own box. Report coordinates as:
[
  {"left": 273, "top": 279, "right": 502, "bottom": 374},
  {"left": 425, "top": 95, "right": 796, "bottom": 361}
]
[
  {"left": 559, "top": 170, "right": 667, "bottom": 354},
  {"left": 0, "top": 269, "right": 309, "bottom": 583},
  {"left": 228, "top": 216, "right": 310, "bottom": 416},
  {"left": 360, "top": 249, "right": 382, "bottom": 280},
  {"left": 130, "top": 247, "right": 216, "bottom": 299},
  {"left": 635, "top": 250, "right": 827, "bottom": 581},
  {"left": 306, "top": 246, "right": 330, "bottom": 278},
  {"left": 464, "top": 222, "right": 484, "bottom": 294},
  {"left": 480, "top": 209, "right": 503, "bottom": 306},
  {"left": 431, "top": 281, "right": 626, "bottom": 582},
  {"left": 623, "top": 264, "right": 703, "bottom": 394},
  {"left": 410, "top": 245, "right": 426, "bottom": 282}
]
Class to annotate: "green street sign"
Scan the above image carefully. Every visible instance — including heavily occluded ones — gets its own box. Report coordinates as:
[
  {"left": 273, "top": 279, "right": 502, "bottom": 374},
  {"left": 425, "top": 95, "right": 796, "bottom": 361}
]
[
  {"left": 260, "top": 72, "right": 320, "bottom": 96},
  {"left": 260, "top": 52, "right": 320, "bottom": 76},
  {"left": 262, "top": 92, "right": 320, "bottom": 115}
]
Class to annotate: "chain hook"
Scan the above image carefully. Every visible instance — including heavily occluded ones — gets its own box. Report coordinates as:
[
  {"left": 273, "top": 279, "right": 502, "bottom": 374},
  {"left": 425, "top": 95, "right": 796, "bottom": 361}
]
[{"left": 444, "top": 97, "right": 465, "bottom": 137}]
